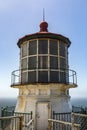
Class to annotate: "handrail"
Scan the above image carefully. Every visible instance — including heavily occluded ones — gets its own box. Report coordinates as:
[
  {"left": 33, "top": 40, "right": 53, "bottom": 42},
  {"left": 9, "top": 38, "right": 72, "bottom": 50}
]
[
  {"left": 72, "top": 112, "right": 87, "bottom": 117},
  {"left": 14, "top": 111, "right": 32, "bottom": 115},
  {"left": 48, "top": 119, "right": 80, "bottom": 127},
  {"left": 11, "top": 68, "right": 77, "bottom": 86},
  {"left": 25, "top": 119, "right": 34, "bottom": 127},
  {"left": 0, "top": 115, "right": 23, "bottom": 130},
  {"left": 0, "top": 115, "right": 23, "bottom": 120},
  {"left": 48, "top": 118, "right": 80, "bottom": 130},
  {"left": 24, "top": 119, "right": 34, "bottom": 130}
]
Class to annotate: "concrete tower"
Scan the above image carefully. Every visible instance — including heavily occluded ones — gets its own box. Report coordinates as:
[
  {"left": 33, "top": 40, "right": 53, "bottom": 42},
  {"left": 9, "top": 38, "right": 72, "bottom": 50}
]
[{"left": 11, "top": 20, "right": 77, "bottom": 130}]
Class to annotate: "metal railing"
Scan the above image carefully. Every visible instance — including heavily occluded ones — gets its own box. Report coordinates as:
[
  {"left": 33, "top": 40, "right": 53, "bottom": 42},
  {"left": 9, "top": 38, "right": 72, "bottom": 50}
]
[
  {"left": 24, "top": 119, "right": 34, "bottom": 130},
  {"left": 72, "top": 113, "right": 87, "bottom": 130},
  {"left": 48, "top": 118, "right": 80, "bottom": 130},
  {"left": 0, "top": 115, "right": 23, "bottom": 130},
  {"left": 0, "top": 107, "right": 33, "bottom": 130},
  {"left": 11, "top": 68, "right": 77, "bottom": 86},
  {"left": 14, "top": 111, "right": 33, "bottom": 125},
  {"left": 51, "top": 112, "right": 87, "bottom": 130},
  {"left": 52, "top": 112, "right": 72, "bottom": 130},
  {"left": 0, "top": 112, "right": 87, "bottom": 130},
  {"left": 53, "top": 111, "right": 71, "bottom": 122},
  {"left": 0, "top": 111, "right": 33, "bottom": 130},
  {"left": 0, "top": 116, "right": 34, "bottom": 130}
]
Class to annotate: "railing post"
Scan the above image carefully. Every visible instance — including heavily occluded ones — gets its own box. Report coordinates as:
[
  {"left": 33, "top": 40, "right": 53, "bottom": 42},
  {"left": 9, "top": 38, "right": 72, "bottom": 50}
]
[
  {"left": 1, "top": 107, "right": 5, "bottom": 130},
  {"left": 31, "top": 111, "right": 32, "bottom": 119},
  {"left": 19, "top": 116, "right": 23, "bottom": 130},
  {"left": 48, "top": 120, "right": 51, "bottom": 130},
  {"left": 71, "top": 113, "right": 80, "bottom": 130},
  {"left": 53, "top": 111, "right": 54, "bottom": 119},
  {"left": 71, "top": 113, "right": 74, "bottom": 130},
  {"left": 32, "top": 119, "right": 34, "bottom": 130}
]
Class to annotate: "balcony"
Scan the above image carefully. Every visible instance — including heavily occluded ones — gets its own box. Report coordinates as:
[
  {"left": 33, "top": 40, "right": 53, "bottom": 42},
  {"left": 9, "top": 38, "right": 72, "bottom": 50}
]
[{"left": 11, "top": 69, "right": 77, "bottom": 87}]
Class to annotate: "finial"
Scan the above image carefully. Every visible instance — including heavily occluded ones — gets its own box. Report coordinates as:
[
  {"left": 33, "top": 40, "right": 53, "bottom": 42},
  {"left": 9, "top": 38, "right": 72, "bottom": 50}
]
[
  {"left": 39, "top": 9, "right": 48, "bottom": 32},
  {"left": 43, "top": 8, "right": 45, "bottom": 21}
]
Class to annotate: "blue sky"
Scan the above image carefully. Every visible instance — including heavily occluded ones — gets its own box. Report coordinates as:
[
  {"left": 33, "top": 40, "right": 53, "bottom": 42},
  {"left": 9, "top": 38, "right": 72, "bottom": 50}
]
[{"left": 0, "top": 0, "right": 87, "bottom": 98}]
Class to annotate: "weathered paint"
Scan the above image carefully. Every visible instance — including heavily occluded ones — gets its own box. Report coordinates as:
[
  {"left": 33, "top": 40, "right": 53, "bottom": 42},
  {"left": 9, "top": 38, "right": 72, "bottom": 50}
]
[{"left": 14, "top": 83, "right": 76, "bottom": 130}]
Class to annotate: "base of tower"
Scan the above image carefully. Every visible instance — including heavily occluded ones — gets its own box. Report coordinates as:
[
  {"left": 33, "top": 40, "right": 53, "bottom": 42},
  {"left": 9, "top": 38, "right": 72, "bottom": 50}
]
[{"left": 14, "top": 83, "right": 75, "bottom": 130}]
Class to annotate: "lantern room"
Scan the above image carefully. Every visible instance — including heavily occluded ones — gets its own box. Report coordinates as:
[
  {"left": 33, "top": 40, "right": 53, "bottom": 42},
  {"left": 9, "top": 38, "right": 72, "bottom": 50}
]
[{"left": 11, "top": 21, "right": 76, "bottom": 86}]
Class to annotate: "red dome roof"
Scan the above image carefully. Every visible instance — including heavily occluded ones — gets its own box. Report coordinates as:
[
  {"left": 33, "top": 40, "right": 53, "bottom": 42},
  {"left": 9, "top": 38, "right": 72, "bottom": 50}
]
[
  {"left": 17, "top": 20, "right": 71, "bottom": 48},
  {"left": 39, "top": 21, "right": 48, "bottom": 32}
]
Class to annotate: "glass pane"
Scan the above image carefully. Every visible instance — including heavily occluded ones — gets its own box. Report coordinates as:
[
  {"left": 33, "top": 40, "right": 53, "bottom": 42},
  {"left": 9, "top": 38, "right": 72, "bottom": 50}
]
[
  {"left": 60, "top": 58, "right": 66, "bottom": 70},
  {"left": 22, "top": 43, "right": 27, "bottom": 57},
  {"left": 38, "top": 40, "right": 48, "bottom": 54},
  {"left": 21, "top": 72, "right": 28, "bottom": 83},
  {"left": 38, "top": 71, "right": 48, "bottom": 82},
  {"left": 49, "top": 40, "right": 58, "bottom": 55},
  {"left": 28, "top": 71, "right": 36, "bottom": 83},
  {"left": 21, "top": 58, "right": 27, "bottom": 69},
  {"left": 59, "top": 41, "right": 65, "bottom": 57},
  {"left": 66, "top": 70, "right": 69, "bottom": 83},
  {"left": 60, "top": 72, "right": 66, "bottom": 83},
  {"left": 50, "top": 71, "right": 59, "bottom": 82},
  {"left": 28, "top": 56, "right": 37, "bottom": 69},
  {"left": 50, "top": 56, "right": 58, "bottom": 69},
  {"left": 29, "top": 40, "right": 37, "bottom": 55},
  {"left": 38, "top": 56, "right": 48, "bottom": 69},
  {"left": 66, "top": 48, "right": 69, "bottom": 68}
]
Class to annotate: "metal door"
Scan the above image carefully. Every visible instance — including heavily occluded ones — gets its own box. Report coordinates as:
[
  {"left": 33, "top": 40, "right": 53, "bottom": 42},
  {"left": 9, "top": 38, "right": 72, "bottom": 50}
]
[{"left": 36, "top": 102, "right": 50, "bottom": 130}]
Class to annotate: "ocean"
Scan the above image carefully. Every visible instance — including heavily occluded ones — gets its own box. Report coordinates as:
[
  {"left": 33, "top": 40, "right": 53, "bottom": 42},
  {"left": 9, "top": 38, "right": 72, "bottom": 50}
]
[
  {"left": 0, "top": 98, "right": 17, "bottom": 108},
  {"left": 0, "top": 97, "right": 87, "bottom": 116},
  {"left": 0, "top": 98, "right": 87, "bottom": 108},
  {"left": 71, "top": 98, "right": 87, "bottom": 107}
]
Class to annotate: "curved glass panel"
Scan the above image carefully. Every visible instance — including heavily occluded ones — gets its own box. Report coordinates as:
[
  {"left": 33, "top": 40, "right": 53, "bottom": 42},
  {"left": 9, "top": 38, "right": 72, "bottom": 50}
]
[
  {"left": 38, "top": 56, "right": 48, "bottom": 69},
  {"left": 59, "top": 41, "right": 65, "bottom": 57},
  {"left": 22, "top": 43, "right": 27, "bottom": 57},
  {"left": 50, "top": 71, "right": 59, "bottom": 82},
  {"left": 49, "top": 40, "right": 58, "bottom": 55},
  {"left": 29, "top": 40, "right": 37, "bottom": 55},
  {"left": 38, "top": 40, "right": 48, "bottom": 54},
  {"left": 21, "top": 72, "right": 28, "bottom": 83},
  {"left": 28, "top": 71, "right": 36, "bottom": 83},
  {"left": 21, "top": 58, "right": 27, "bottom": 69},
  {"left": 60, "top": 71, "right": 66, "bottom": 83},
  {"left": 38, "top": 71, "right": 48, "bottom": 82},
  {"left": 28, "top": 56, "right": 37, "bottom": 69},
  {"left": 60, "top": 58, "right": 66, "bottom": 69},
  {"left": 50, "top": 56, "right": 58, "bottom": 69}
]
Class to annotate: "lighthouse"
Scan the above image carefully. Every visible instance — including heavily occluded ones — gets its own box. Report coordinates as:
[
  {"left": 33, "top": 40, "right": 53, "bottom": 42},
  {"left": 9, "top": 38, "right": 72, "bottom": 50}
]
[{"left": 11, "top": 19, "right": 77, "bottom": 130}]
